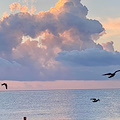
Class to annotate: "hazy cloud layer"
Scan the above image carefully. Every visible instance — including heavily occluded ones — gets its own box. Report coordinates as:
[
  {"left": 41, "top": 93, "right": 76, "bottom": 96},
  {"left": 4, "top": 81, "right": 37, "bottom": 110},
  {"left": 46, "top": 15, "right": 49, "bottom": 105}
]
[
  {"left": 0, "top": 0, "right": 118, "bottom": 81},
  {"left": 56, "top": 48, "right": 120, "bottom": 66}
]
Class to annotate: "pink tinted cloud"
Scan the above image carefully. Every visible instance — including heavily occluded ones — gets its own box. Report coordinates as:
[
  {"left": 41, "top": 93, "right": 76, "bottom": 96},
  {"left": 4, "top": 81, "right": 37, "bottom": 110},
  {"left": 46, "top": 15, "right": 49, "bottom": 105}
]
[
  {"left": 102, "top": 41, "right": 114, "bottom": 52},
  {"left": 0, "top": 0, "right": 106, "bottom": 81}
]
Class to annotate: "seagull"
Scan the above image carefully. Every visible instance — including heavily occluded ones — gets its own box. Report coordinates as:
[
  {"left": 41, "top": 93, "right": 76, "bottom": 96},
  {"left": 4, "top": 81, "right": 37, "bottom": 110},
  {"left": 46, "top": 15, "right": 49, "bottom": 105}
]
[
  {"left": 103, "top": 70, "right": 120, "bottom": 78},
  {"left": 90, "top": 98, "right": 100, "bottom": 102},
  {"left": 1, "top": 83, "right": 7, "bottom": 89}
]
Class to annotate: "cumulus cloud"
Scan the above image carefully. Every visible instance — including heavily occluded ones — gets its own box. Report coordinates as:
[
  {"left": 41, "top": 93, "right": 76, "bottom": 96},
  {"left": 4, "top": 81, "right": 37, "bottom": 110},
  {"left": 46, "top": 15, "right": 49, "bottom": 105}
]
[
  {"left": 102, "top": 41, "right": 114, "bottom": 52},
  {"left": 0, "top": 0, "right": 118, "bottom": 81},
  {"left": 0, "top": 0, "right": 104, "bottom": 53},
  {"left": 9, "top": 2, "right": 31, "bottom": 13},
  {"left": 9, "top": 2, "right": 36, "bottom": 14},
  {"left": 1, "top": 12, "right": 9, "bottom": 21},
  {"left": 56, "top": 48, "right": 120, "bottom": 66}
]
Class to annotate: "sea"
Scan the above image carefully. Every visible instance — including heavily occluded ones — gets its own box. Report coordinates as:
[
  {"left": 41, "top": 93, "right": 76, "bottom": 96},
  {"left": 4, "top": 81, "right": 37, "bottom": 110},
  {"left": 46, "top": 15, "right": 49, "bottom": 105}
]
[{"left": 0, "top": 89, "right": 120, "bottom": 120}]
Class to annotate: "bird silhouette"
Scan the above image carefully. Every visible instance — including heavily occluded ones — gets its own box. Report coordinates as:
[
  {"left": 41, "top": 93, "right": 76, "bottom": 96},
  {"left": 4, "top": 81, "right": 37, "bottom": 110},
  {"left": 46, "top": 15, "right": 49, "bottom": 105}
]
[
  {"left": 90, "top": 98, "right": 100, "bottom": 102},
  {"left": 1, "top": 83, "right": 7, "bottom": 89},
  {"left": 103, "top": 70, "right": 120, "bottom": 78}
]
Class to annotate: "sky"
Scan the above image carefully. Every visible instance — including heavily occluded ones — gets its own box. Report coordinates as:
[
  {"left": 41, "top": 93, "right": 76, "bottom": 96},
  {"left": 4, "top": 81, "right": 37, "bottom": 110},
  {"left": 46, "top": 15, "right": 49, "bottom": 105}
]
[{"left": 0, "top": 0, "right": 120, "bottom": 90}]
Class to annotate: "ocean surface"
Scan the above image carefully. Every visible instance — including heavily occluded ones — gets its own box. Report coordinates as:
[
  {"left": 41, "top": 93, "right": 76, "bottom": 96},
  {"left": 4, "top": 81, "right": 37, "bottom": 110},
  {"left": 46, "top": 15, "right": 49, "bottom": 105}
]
[{"left": 0, "top": 89, "right": 120, "bottom": 120}]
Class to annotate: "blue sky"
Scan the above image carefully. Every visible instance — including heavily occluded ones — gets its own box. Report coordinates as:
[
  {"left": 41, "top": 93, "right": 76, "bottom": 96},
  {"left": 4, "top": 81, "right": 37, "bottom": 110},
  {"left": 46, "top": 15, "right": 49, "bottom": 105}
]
[
  {"left": 0, "top": 0, "right": 120, "bottom": 90},
  {"left": 82, "top": 0, "right": 120, "bottom": 18},
  {"left": 1, "top": 0, "right": 120, "bottom": 18}
]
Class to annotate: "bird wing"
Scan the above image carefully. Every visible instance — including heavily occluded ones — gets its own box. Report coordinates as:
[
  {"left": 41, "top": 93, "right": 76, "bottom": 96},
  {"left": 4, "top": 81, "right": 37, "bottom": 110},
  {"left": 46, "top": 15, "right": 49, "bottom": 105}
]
[
  {"left": 115, "top": 70, "right": 120, "bottom": 73},
  {"left": 108, "top": 75, "right": 114, "bottom": 78},
  {"left": 90, "top": 98, "right": 96, "bottom": 100},
  {"left": 1, "top": 83, "right": 7, "bottom": 89},
  {"left": 1, "top": 83, "right": 4, "bottom": 86},
  {"left": 103, "top": 73, "right": 112, "bottom": 76},
  {"left": 5, "top": 84, "right": 7, "bottom": 89}
]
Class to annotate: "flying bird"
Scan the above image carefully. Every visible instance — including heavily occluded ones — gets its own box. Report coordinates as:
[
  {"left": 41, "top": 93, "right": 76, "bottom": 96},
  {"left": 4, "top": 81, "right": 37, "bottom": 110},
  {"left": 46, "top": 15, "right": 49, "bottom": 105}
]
[
  {"left": 1, "top": 83, "right": 8, "bottom": 89},
  {"left": 90, "top": 98, "right": 100, "bottom": 102},
  {"left": 103, "top": 70, "right": 120, "bottom": 78}
]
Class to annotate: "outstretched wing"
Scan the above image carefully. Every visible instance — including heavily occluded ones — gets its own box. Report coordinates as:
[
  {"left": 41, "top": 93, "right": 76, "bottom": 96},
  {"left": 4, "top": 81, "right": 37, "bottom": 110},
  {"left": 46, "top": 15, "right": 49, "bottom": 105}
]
[
  {"left": 115, "top": 70, "right": 120, "bottom": 73},
  {"left": 90, "top": 98, "right": 96, "bottom": 100},
  {"left": 108, "top": 75, "right": 114, "bottom": 78},
  {"left": 103, "top": 73, "right": 112, "bottom": 76},
  {"left": 5, "top": 84, "right": 7, "bottom": 89},
  {"left": 1, "top": 83, "right": 7, "bottom": 89}
]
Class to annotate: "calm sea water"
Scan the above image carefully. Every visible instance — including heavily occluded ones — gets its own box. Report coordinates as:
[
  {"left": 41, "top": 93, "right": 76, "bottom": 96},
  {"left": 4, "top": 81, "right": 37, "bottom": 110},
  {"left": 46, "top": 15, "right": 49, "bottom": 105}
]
[{"left": 0, "top": 89, "right": 120, "bottom": 120}]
